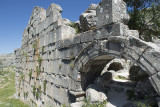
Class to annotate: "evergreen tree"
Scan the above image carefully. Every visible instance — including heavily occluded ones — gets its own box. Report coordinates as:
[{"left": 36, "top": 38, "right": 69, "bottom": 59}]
[{"left": 124, "top": 0, "right": 160, "bottom": 41}]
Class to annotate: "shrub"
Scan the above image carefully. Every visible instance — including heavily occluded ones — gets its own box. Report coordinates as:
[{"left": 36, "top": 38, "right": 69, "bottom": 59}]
[
  {"left": 126, "top": 90, "right": 136, "bottom": 100},
  {"left": 38, "top": 85, "right": 41, "bottom": 93},
  {"left": 43, "top": 80, "right": 47, "bottom": 92},
  {"left": 28, "top": 69, "right": 32, "bottom": 81},
  {"left": 69, "top": 22, "right": 82, "bottom": 34},
  {"left": 36, "top": 66, "right": 41, "bottom": 76},
  {"left": 33, "top": 86, "right": 36, "bottom": 96},
  {"left": 38, "top": 54, "right": 42, "bottom": 66},
  {"left": 35, "top": 91, "right": 39, "bottom": 100}
]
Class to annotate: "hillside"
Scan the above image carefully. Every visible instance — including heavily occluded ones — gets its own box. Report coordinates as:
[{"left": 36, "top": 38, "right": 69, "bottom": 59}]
[{"left": 0, "top": 53, "right": 15, "bottom": 68}]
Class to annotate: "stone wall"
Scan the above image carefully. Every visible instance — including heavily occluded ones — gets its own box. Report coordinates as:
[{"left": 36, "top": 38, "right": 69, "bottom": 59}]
[
  {"left": 14, "top": 3, "right": 77, "bottom": 106},
  {"left": 15, "top": 0, "right": 160, "bottom": 106}
]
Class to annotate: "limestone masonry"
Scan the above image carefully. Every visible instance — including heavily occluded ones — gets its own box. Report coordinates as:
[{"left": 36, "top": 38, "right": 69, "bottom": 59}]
[{"left": 15, "top": 0, "right": 160, "bottom": 106}]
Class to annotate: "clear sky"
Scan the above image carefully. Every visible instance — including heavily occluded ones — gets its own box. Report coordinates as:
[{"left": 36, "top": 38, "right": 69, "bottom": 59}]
[{"left": 0, "top": 0, "right": 101, "bottom": 54}]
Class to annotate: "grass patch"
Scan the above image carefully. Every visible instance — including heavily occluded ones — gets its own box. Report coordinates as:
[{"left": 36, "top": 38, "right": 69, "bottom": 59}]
[
  {"left": 82, "top": 98, "right": 107, "bottom": 107},
  {"left": 115, "top": 76, "right": 127, "bottom": 80},
  {"left": 0, "top": 67, "right": 29, "bottom": 107}
]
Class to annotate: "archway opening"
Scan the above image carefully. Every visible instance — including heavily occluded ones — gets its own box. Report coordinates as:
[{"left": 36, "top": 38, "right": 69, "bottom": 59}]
[
  {"left": 80, "top": 58, "right": 113, "bottom": 91},
  {"left": 79, "top": 56, "right": 158, "bottom": 107},
  {"left": 107, "top": 62, "right": 124, "bottom": 71}
]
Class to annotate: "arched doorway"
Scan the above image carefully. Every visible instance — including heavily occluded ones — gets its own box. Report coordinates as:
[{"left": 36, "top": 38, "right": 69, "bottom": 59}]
[{"left": 73, "top": 36, "right": 160, "bottom": 106}]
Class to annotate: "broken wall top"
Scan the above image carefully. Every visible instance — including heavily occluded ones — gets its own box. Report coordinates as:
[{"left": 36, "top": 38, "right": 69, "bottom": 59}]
[{"left": 96, "top": 0, "right": 130, "bottom": 27}]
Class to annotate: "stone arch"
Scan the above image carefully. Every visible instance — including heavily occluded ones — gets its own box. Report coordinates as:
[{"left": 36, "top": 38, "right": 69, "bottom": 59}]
[{"left": 74, "top": 36, "right": 160, "bottom": 95}]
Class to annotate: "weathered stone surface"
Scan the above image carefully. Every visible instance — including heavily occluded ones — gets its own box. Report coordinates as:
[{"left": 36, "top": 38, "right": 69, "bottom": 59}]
[
  {"left": 30, "top": 6, "right": 46, "bottom": 27},
  {"left": 70, "top": 102, "right": 84, "bottom": 107},
  {"left": 62, "top": 18, "right": 72, "bottom": 26},
  {"left": 46, "top": 3, "right": 62, "bottom": 17},
  {"left": 80, "top": 4, "right": 97, "bottom": 31},
  {"left": 135, "top": 78, "right": 157, "bottom": 98},
  {"left": 86, "top": 84, "right": 107, "bottom": 103},
  {"left": 56, "top": 24, "right": 76, "bottom": 41},
  {"left": 96, "top": 0, "right": 130, "bottom": 27},
  {"left": 14, "top": 0, "right": 160, "bottom": 106}
]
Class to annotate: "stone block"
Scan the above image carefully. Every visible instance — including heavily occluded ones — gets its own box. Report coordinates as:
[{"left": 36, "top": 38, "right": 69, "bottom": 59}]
[
  {"left": 36, "top": 20, "right": 45, "bottom": 34},
  {"left": 141, "top": 51, "right": 160, "bottom": 75},
  {"left": 30, "top": 7, "right": 46, "bottom": 26},
  {"left": 96, "top": 0, "right": 129, "bottom": 27},
  {"left": 149, "top": 73, "right": 160, "bottom": 95},
  {"left": 56, "top": 25, "right": 76, "bottom": 41},
  {"left": 46, "top": 3, "right": 62, "bottom": 17},
  {"left": 80, "top": 31, "right": 94, "bottom": 43},
  {"left": 39, "top": 35, "right": 44, "bottom": 48},
  {"left": 51, "top": 85, "right": 69, "bottom": 105},
  {"left": 129, "top": 30, "right": 139, "bottom": 38},
  {"left": 52, "top": 49, "right": 60, "bottom": 60},
  {"left": 73, "top": 34, "right": 81, "bottom": 45},
  {"left": 94, "top": 23, "right": 129, "bottom": 40},
  {"left": 50, "top": 60, "right": 60, "bottom": 74},
  {"left": 72, "top": 44, "right": 83, "bottom": 57},
  {"left": 59, "top": 60, "right": 70, "bottom": 76},
  {"left": 58, "top": 48, "right": 70, "bottom": 59},
  {"left": 80, "top": 4, "right": 97, "bottom": 31}
]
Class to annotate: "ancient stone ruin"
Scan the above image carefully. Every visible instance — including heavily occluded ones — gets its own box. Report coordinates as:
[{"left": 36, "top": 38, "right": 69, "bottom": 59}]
[{"left": 15, "top": 0, "right": 160, "bottom": 106}]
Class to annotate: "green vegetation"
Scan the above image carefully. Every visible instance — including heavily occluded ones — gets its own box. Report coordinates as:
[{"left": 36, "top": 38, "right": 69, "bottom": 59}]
[
  {"left": 33, "top": 85, "right": 36, "bottom": 96},
  {"left": 126, "top": 90, "right": 136, "bottom": 100},
  {"left": 70, "top": 61, "right": 74, "bottom": 69},
  {"left": 124, "top": 0, "right": 160, "bottom": 41},
  {"left": 82, "top": 98, "right": 107, "bottom": 107},
  {"left": 115, "top": 76, "right": 127, "bottom": 80},
  {"left": 69, "top": 22, "right": 82, "bottom": 34},
  {"left": 59, "top": 64, "right": 62, "bottom": 69},
  {"left": 36, "top": 66, "right": 41, "bottom": 76},
  {"left": 43, "top": 80, "right": 47, "bottom": 92},
  {"left": 38, "top": 85, "right": 41, "bottom": 92},
  {"left": 32, "top": 40, "right": 37, "bottom": 50},
  {"left": 42, "top": 46, "right": 45, "bottom": 53},
  {"left": 134, "top": 101, "right": 153, "bottom": 107},
  {"left": 0, "top": 67, "right": 29, "bottom": 107},
  {"left": 38, "top": 54, "right": 42, "bottom": 66},
  {"left": 28, "top": 69, "right": 32, "bottom": 81},
  {"left": 23, "top": 51, "right": 28, "bottom": 62},
  {"left": 24, "top": 92, "right": 28, "bottom": 98},
  {"left": 20, "top": 72, "right": 25, "bottom": 81}
]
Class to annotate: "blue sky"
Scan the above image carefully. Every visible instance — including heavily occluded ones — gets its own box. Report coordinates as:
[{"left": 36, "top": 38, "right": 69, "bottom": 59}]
[{"left": 0, "top": 0, "right": 101, "bottom": 54}]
